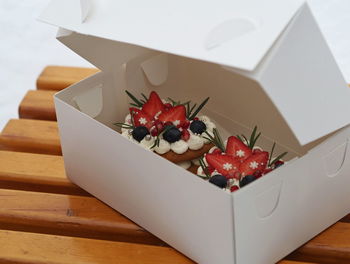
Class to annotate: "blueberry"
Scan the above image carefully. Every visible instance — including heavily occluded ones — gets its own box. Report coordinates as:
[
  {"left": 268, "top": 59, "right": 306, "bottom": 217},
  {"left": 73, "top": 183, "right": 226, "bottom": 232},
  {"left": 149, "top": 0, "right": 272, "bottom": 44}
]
[
  {"left": 209, "top": 174, "right": 227, "bottom": 189},
  {"left": 132, "top": 126, "right": 150, "bottom": 142},
  {"left": 239, "top": 175, "right": 257, "bottom": 188},
  {"left": 190, "top": 120, "right": 206, "bottom": 134},
  {"left": 163, "top": 127, "right": 182, "bottom": 143}
]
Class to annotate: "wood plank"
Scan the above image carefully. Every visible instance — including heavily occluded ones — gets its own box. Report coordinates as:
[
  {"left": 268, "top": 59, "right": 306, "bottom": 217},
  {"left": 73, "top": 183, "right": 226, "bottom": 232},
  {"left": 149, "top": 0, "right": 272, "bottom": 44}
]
[
  {"left": 0, "top": 150, "right": 87, "bottom": 196},
  {"left": 278, "top": 262, "right": 316, "bottom": 264},
  {"left": 0, "top": 229, "right": 190, "bottom": 264},
  {"left": 287, "top": 222, "right": 350, "bottom": 264},
  {"left": 37, "top": 66, "right": 99, "bottom": 91},
  {"left": 19, "top": 90, "right": 56, "bottom": 121},
  {"left": 0, "top": 119, "right": 61, "bottom": 155},
  {"left": 0, "top": 188, "right": 163, "bottom": 246}
]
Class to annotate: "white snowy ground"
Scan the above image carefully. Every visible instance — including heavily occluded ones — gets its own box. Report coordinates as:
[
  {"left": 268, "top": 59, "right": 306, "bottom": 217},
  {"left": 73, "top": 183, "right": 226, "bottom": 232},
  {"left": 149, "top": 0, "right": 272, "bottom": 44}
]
[{"left": 1, "top": 0, "right": 350, "bottom": 130}]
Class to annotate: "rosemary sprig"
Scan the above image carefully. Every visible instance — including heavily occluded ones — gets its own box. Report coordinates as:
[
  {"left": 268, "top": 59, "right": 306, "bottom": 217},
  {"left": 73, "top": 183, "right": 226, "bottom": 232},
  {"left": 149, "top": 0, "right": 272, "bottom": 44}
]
[
  {"left": 125, "top": 90, "right": 144, "bottom": 107},
  {"left": 198, "top": 156, "right": 211, "bottom": 179},
  {"left": 268, "top": 142, "right": 276, "bottom": 166},
  {"left": 269, "top": 152, "right": 288, "bottom": 168},
  {"left": 114, "top": 122, "right": 135, "bottom": 129},
  {"left": 248, "top": 126, "right": 261, "bottom": 149},
  {"left": 187, "top": 103, "right": 197, "bottom": 119},
  {"left": 189, "top": 97, "right": 210, "bottom": 120},
  {"left": 236, "top": 126, "right": 261, "bottom": 149},
  {"left": 141, "top": 93, "right": 148, "bottom": 101},
  {"left": 167, "top": 97, "right": 180, "bottom": 106},
  {"left": 203, "top": 128, "right": 225, "bottom": 152},
  {"left": 268, "top": 141, "right": 287, "bottom": 167}
]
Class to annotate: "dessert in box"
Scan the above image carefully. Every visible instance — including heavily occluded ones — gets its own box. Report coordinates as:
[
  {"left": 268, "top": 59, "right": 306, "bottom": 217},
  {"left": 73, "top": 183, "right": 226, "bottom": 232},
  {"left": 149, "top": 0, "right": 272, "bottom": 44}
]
[
  {"left": 40, "top": 0, "right": 350, "bottom": 263},
  {"left": 116, "top": 90, "right": 215, "bottom": 171}
]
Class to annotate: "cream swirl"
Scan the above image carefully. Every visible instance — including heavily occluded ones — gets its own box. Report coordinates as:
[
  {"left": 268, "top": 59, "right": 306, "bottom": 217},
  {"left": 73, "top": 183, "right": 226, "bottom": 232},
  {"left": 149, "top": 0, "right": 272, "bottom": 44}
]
[{"left": 121, "top": 114, "right": 216, "bottom": 154}]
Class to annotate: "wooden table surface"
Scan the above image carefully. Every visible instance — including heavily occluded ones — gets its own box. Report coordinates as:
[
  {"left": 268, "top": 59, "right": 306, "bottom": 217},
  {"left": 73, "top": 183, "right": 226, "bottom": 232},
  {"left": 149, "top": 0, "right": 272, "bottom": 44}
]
[{"left": 0, "top": 65, "right": 349, "bottom": 264}]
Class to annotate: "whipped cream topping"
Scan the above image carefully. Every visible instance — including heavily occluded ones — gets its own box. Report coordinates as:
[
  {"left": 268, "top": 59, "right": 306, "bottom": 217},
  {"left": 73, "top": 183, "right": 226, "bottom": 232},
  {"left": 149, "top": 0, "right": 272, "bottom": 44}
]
[
  {"left": 154, "top": 139, "right": 171, "bottom": 154},
  {"left": 122, "top": 114, "right": 216, "bottom": 155},
  {"left": 170, "top": 140, "right": 189, "bottom": 154}
]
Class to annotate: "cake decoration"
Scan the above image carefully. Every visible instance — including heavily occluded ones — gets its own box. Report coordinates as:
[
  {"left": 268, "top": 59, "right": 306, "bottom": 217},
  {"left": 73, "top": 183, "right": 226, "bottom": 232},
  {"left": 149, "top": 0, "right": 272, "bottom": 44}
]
[
  {"left": 115, "top": 90, "right": 215, "bottom": 167},
  {"left": 197, "top": 126, "right": 287, "bottom": 192}
]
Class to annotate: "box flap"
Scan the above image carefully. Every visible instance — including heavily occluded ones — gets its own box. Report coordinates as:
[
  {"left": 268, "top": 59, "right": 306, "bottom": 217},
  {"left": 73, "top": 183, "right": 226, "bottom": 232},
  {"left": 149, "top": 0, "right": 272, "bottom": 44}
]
[{"left": 39, "top": 0, "right": 304, "bottom": 71}]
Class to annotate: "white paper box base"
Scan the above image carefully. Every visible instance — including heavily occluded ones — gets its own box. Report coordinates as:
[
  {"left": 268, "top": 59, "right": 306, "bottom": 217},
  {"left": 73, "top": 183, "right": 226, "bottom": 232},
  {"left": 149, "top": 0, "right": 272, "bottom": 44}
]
[{"left": 42, "top": 1, "right": 350, "bottom": 263}]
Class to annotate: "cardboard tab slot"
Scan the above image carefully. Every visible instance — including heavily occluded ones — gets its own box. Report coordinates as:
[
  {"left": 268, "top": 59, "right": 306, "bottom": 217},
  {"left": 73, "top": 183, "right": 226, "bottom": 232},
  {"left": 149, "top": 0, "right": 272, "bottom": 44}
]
[
  {"left": 255, "top": 181, "right": 283, "bottom": 218},
  {"left": 141, "top": 53, "right": 168, "bottom": 86},
  {"left": 73, "top": 84, "right": 103, "bottom": 118},
  {"left": 323, "top": 141, "right": 348, "bottom": 177}
]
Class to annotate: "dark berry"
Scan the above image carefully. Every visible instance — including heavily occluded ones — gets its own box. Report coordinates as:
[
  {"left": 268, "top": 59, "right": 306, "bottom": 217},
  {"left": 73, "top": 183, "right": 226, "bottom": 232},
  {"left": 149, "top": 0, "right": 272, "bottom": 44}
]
[
  {"left": 190, "top": 120, "right": 206, "bottom": 134},
  {"left": 132, "top": 126, "right": 150, "bottom": 142},
  {"left": 163, "top": 127, "right": 182, "bottom": 143},
  {"left": 239, "top": 175, "right": 257, "bottom": 188},
  {"left": 209, "top": 174, "right": 227, "bottom": 189}
]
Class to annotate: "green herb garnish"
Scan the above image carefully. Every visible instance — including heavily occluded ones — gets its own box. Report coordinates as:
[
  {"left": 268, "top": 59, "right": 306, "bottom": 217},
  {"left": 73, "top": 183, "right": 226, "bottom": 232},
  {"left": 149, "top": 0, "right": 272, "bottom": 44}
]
[{"left": 203, "top": 128, "right": 225, "bottom": 152}]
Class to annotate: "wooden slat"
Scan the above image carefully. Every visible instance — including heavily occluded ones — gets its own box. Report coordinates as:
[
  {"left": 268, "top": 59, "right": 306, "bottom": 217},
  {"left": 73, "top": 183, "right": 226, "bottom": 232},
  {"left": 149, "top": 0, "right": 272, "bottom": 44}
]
[
  {"left": 19, "top": 90, "right": 56, "bottom": 121},
  {"left": 0, "top": 150, "right": 87, "bottom": 195},
  {"left": 0, "top": 188, "right": 164, "bottom": 246},
  {"left": 0, "top": 229, "right": 190, "bottom": 264},
  {"left": 37, "top": 66, "right": 99, "bottom": 91},
  {"left": 279, "top": 262, "right": 316, "bottom": 264},
  {"left": 287, "top": 222, "right": 350, "bottom": 264},
  {"left": 0, "top": 119, "right": 61, "bottom": 155}
]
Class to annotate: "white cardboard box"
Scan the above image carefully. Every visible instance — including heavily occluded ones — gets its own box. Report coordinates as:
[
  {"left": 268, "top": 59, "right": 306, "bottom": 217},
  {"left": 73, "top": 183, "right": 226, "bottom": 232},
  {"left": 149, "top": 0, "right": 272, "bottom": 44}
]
[{"left": 40, "top": 1, "right": 350, "bottom": 263}]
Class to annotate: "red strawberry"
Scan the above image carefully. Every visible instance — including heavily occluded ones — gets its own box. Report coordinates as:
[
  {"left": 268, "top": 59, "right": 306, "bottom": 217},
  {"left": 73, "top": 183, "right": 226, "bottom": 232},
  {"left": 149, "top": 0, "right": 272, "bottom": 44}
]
[
  {"left": 211, "top": 148, "right": 222, "bottom": 155},
  {"left": 225, "top": 136, "right": 252, "bottom": 161},
  {"left": 205, "top": 153, "right": 241, "bottom": 178},
  {"left": 253, "top": 148, "right": 262, "bottom": 154},
  {"left": 133, "top": 110, "right": 153, "bottom": 129},
  {"left": 239, "top": 151, "right": 268, "bottom": 177},
  {"left": 142, "top": 91, "right": 165, "bottom": 117},
  {"left": 158, "top": 105, "right": 186, "bottom": 126}
]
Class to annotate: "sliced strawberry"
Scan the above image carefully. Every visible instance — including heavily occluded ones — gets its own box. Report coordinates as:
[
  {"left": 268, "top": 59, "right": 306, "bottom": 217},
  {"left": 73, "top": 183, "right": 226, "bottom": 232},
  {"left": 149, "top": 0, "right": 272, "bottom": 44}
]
[
  {"left": 239, "top": 151, "right": 268, "bottom": 177},
  {"left": 225, "top": 136, "right": 252, "bottom": 161},
  {"left": 142, "top": 91, "right": 165, "bottom": 117},
  {"left": 158, "top": 105, "right": 186, "bottom": 126},
  {"left": 205, "top": 153, "right": 241, "bottom": 178},
  {"left": 211, "top": 148, "right": 222, "bottom": 155},
  {"left": 133, "top": 110, "right": 153, "bottom": 129}
]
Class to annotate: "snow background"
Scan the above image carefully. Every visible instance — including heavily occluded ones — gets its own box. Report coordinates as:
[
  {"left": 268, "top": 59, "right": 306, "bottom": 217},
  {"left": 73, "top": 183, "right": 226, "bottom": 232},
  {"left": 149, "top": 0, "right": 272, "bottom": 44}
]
[{"left": 1, "top": 0, "right": 350, "bottom": 130}]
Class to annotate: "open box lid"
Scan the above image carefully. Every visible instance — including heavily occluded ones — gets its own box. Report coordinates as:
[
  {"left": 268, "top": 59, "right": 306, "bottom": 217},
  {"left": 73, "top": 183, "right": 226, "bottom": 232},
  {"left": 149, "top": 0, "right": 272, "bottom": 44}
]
[
  {"left": 40, "top": 0, "right": 350, "bottom": 146},
  {"left": 39, "top": 0, "right": 305, "bottom": 71}
]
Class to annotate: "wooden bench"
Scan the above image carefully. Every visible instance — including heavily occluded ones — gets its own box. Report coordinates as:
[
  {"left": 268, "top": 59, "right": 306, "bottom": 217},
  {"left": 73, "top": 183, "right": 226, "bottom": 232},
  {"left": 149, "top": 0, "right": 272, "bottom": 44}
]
[{"left": 1, "top": 66, "right": 349, "bottom": 264}]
